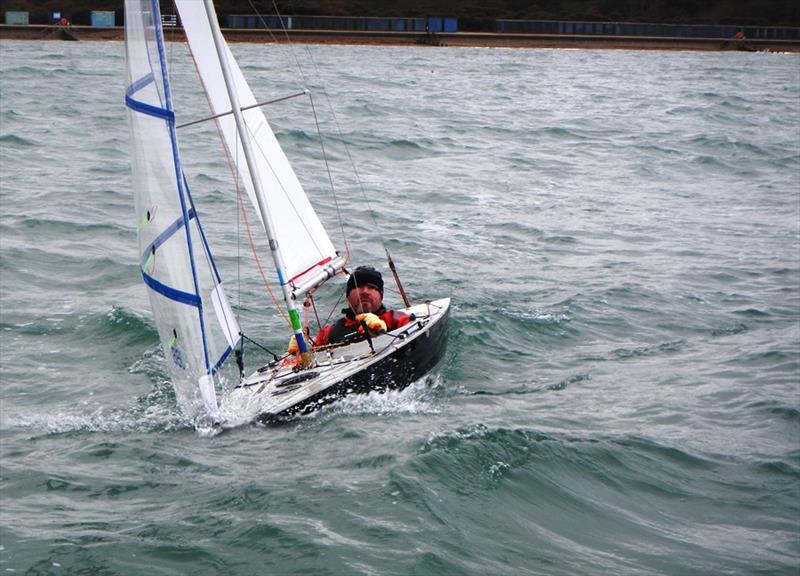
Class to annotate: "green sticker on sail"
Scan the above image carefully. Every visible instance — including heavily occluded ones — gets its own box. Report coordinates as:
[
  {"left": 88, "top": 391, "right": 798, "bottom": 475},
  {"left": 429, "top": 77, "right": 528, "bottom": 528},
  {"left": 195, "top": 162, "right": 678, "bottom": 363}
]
[
  {"left": 137, "top": 205, "right": 157, "bottom": 232},
  {"left": 143, "top": 246, "right": 156, "bottom": 274}
]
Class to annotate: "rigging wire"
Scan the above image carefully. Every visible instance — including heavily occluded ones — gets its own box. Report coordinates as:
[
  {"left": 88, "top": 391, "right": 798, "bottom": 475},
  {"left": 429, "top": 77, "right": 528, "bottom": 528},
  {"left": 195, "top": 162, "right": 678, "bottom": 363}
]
[
  {"left": 237, "top": 0, "right": 410, "bottom": 326},
  {"left": 287, "top": 31, "right": 387, "bottom": 245},
  {"left": 177, "top": 6, "right": 291, "bottom": 337},
  {"left": 256, "top": 0, "right": 408, "bottom": 304},
  {"left": 236, "top": 0, "right": 355, "bottom": 331},
  {"left": 293, "top": 51, "right": 413, "bottom": 305},
  {"left": 248, "top": 0, "right": 363, "bottom": 258},
  {"left": 307, "top": 91, "right": 351, "bottom": 260},
  {"left": 181, "top": 21, "right": 290, "bottom": 330},
  {"left": 236, "top": 107, "right": 332, "bottom": 259},
  {"left": 258, "top": 1, "right": 412, "bottom": 308}
]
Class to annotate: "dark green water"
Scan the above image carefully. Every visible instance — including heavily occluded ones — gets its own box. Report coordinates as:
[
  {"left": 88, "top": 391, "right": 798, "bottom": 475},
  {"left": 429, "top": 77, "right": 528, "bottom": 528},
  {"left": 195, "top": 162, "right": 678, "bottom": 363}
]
[{"left": 1, "top": 40, "right": 798, "bottom": 574}]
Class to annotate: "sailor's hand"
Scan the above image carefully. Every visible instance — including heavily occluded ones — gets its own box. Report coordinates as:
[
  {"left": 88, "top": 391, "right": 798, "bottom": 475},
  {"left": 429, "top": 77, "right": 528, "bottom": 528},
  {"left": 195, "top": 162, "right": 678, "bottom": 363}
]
[
  {"left": 286, "top": 335, "right": 299, "bottom": 355},
  {"left": 356, "top": 313, "right": 387, "bottom": 335}
]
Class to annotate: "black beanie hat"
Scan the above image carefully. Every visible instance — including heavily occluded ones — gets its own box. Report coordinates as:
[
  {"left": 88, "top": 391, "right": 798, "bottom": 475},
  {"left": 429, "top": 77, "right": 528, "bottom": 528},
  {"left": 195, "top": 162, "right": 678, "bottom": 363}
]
[{"left": 346, "top": 266, "right": 383, "bottom": 294}]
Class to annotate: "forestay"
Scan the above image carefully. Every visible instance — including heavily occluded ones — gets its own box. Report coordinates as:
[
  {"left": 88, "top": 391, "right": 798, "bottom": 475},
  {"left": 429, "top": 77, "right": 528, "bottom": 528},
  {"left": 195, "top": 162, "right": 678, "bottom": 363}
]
[
  {"left": 124, "top": 0, "right": 239, "bottom": 422},
  {"left": 174, "top": 0, "right": 342, "bottom": 293}
]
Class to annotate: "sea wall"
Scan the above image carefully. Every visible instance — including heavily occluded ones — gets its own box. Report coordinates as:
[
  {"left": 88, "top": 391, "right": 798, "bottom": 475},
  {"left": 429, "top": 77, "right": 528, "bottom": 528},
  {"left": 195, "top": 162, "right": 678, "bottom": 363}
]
[{"left": 1, "top": 24, "right": 799, "bottom": 52}]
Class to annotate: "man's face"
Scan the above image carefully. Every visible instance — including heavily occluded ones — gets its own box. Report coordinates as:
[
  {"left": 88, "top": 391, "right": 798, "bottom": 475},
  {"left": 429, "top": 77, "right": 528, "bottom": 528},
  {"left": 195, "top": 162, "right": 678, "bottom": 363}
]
[{"left": 347, "top": 284, "right": 382, "bottom": 314}]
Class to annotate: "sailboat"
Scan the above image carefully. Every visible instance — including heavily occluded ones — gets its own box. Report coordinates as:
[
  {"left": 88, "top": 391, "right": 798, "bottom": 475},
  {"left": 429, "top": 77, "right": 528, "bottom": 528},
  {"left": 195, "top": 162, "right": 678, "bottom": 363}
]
[{"left": 124, "top": 0, "right": 450, "bottom": 428}]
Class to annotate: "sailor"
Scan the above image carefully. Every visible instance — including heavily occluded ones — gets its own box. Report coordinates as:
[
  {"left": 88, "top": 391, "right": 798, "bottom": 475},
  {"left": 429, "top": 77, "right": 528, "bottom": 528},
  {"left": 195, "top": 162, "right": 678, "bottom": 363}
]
[{"left": 287, "top": 266, "right": 411, "bottom": 353}]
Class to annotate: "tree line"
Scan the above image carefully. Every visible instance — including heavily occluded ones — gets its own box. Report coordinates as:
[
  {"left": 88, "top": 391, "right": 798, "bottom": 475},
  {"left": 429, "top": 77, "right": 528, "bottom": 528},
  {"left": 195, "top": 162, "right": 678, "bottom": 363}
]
[{"left": 5, "top": 0, "right": 798, "bottom": 28}]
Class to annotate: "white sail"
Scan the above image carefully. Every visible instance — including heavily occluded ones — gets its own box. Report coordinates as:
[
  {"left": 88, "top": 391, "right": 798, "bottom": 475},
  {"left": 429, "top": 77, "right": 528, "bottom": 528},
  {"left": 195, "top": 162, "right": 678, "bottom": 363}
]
[
  {"left": 124, "top": 0, "right": 451, "bottom": 428},
  {"left": 125, "top": 0, "right": 239, "bottom": 422},
  {"left": 174, "top": 0, "right": 340, "bottom": 291}
]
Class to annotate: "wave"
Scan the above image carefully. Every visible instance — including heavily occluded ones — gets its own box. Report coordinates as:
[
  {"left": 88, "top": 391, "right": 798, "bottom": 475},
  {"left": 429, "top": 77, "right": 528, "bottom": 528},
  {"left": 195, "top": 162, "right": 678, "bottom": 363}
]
[
  {"left": 5, "top": 401, "right": 190, "bottom": 436},
  {"left": 466, "top": 371, "right": 592, "bottom": 395},
  {"left": 379, "top": 425, "right": 783, "bottom": 575},
  {"left": 13, "top": 216, "right": 129, "bottom": 236},
  {"left": 445, "top": 305, "right": 577, "bottom": 375},
  {"left": 533, "top": 125, "right": 591, "bottom": 141},
  {"left": 0, "top": 133, "right": 38, "bottom": 147},
  {"left": 709, "top": 323, "right": 749, "bottom": 337},
  {"left": 275, "top": 128, "right": 317, "bottom": 142},
  {"left": 411, "top": 426, "right": 720, "bottom": 487},
  {"left": 746, "top": 400, "right": 800, "bottom": 424},
  {"left": 733, "top": 307, "right": 771, "bottom": 318},
  {"left": 0, "top": 253, "right": 136, "bottom": 313},
  {"left": 395, "top": 425, "right": 798, "bottom": 540},
  {"left": 3, "top": 369, "right": 189, "bottom": 436},
  {"left": 686, "top": 133, "right": 777, "bottom": 160},
  {"left": 4, "top": 306, "right": 158, "bottom": 366},
  {"left": 611, "top": 339, "right": 686, "bottom": 360}
]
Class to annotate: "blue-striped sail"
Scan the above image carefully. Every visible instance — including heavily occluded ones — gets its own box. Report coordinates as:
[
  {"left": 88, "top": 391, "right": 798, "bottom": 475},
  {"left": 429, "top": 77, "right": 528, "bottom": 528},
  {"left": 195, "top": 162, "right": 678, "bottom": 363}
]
[{"left": 124, "top": 0, "right": 239, "bottom": 423}]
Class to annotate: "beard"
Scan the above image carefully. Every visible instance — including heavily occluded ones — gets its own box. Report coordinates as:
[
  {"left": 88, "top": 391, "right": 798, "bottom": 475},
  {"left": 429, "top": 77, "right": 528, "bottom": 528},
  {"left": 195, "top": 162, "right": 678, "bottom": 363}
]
[{"left": 351, "top": 295, "right": 380, "bottom": 314}]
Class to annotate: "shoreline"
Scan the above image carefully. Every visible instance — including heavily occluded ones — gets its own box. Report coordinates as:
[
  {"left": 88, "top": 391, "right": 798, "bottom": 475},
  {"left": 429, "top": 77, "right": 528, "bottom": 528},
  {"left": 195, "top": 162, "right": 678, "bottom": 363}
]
[{"left": 1, "top": 24, "right": 798, "bottom": 52}]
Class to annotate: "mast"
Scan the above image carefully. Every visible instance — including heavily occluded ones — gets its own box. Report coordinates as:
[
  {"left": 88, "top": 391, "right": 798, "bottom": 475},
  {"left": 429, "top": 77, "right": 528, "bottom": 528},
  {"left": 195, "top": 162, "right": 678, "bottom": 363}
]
[{"left": 202, "top": 0, "right": 312, "bottom": 363}]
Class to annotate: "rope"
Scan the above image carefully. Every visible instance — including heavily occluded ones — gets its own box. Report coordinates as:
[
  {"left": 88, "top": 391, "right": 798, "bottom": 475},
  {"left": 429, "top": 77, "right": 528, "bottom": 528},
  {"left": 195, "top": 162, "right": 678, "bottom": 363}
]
[
  {"left": 180, "top": 19, "right": 290, "bottom": 329},
  {"left": 216, "top": 81, "right": 290, "bottom": 326},
  {"left": 240, "top": 333, "right": 280, "bottom": 361},
  {"left": 308, "top": 92, "right": 351, "bottom": 259}
]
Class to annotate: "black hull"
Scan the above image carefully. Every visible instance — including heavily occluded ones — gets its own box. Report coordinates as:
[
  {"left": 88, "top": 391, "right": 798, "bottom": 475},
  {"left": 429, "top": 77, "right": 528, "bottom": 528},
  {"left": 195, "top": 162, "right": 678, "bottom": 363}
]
[{"left": 259, "top": 305, "right": 450, "bottom": 423}]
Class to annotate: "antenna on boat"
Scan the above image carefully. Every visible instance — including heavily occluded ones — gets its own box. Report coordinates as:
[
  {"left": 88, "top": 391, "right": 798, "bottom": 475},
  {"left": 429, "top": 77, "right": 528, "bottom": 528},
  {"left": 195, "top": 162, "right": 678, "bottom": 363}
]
[
  {"left": 385, "top": 248, "right": 411, "bottom": 308},
  {"left": 201, "top": 0, "right": 313, "bottom": 368}
]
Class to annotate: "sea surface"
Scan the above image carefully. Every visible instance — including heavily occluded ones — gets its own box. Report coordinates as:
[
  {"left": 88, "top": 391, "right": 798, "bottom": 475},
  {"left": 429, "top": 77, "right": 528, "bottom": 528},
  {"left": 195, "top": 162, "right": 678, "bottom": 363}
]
[{"left": 1, "top": 38, "right": 799, "bottom": 575}]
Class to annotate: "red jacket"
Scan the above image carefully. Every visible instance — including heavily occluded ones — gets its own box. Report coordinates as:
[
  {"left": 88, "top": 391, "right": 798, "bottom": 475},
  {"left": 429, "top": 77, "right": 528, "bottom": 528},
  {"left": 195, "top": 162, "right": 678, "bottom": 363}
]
[{"left": 314, "top": 307, "right": 411, "bottom": 346}]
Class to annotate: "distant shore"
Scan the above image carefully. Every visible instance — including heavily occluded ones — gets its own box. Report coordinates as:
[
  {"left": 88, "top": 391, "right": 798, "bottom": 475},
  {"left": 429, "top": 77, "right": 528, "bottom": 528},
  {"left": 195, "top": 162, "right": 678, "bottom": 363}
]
[{"left": 2, "top": 24, "right": 798, "bottom": 52}]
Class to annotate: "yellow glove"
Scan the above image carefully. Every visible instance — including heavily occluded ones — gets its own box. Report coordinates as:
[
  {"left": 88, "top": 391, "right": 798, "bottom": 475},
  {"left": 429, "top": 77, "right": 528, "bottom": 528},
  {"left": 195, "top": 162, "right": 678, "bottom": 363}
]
[
  {"left": 356, "top": 313, "right": 387, "bottom": 335},
  {"left": 286, "top": 335, "right": 299, "bottom": 355}
]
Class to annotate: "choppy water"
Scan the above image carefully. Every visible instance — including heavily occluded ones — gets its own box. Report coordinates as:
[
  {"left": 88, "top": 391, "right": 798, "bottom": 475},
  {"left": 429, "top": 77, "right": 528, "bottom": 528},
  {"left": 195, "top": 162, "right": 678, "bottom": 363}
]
[{"left": 1, "top": 39, "right": 799, "bottom": 575}]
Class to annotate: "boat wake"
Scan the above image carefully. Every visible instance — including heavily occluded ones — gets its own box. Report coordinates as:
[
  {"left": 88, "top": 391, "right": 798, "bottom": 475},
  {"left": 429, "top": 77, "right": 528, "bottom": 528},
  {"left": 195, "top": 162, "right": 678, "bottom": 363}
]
[
  {"left": 288, "top": 373, "right": 447, "bottom": 423},
  {"left": 5, "top": 378, "right": 193, "bottom": 436},
  {"left": 5, "top": 403, "right": 191, "bottom": 436}
]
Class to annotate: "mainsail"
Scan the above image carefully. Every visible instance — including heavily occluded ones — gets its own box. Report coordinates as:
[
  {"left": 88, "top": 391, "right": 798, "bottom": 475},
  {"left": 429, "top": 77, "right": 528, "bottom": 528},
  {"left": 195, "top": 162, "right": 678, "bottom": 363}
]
[
  {"left": 174, "top": 0, "right": 342, "bottom": 293},
  {"left": 125, "top": 0, "right": 239, "bottom": 422}
]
